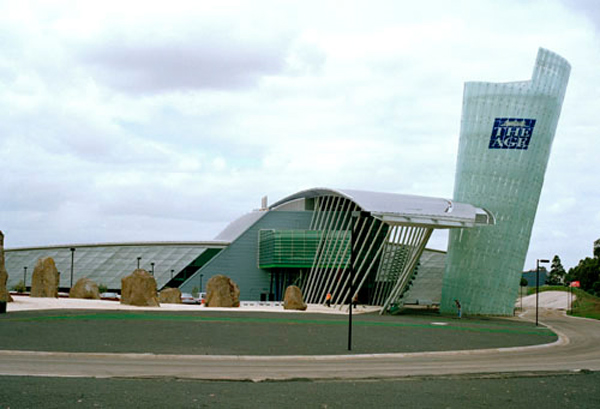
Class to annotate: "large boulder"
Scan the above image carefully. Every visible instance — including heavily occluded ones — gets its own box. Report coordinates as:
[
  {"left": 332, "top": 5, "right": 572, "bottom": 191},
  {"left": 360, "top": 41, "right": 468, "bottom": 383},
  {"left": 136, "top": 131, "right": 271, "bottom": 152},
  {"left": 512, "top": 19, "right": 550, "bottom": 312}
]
[
  {"left": 69, "top": 278, "right": 100, "bottom": 300},
  {"left": 283, "top": 285, "right": 307, "bottom": 311},
  {"left": 0, "top": 231, "right": 13, "bottom": 302},
  {"left": 30, "top": 257, "right": 60, "bottom": 298},
  {"left": 205, "top": 275, "right": 240, "bottom": 308},
  {"left": 159, "top": 287, "right": 182, "bottom": 304},
  {"left": 121, "top": 269, "right": 160, "bottom": 307}
]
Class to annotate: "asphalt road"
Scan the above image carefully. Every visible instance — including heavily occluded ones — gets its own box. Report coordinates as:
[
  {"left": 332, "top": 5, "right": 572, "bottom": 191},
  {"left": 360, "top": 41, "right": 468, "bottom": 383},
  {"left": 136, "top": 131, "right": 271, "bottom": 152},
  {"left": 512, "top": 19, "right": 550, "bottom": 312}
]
[
  {"left": 1, "top": 371, "right": 599, "bottom": 408},
  {"left": 0, "top": 308, "right": 598, "bottom": 381},
  {"left": 1, "top": 306, "right": 599, "bottom": 408}
]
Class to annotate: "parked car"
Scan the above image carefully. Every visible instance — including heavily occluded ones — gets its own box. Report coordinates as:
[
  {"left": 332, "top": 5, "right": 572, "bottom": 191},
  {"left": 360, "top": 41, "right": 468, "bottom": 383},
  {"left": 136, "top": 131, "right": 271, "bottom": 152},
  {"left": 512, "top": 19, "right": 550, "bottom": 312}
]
[
  {"left": 100, "top": 292, "right": 121, "bottom": 301},
  {"left": 180, "top": 293, "right": 198, "bottom": 304}
]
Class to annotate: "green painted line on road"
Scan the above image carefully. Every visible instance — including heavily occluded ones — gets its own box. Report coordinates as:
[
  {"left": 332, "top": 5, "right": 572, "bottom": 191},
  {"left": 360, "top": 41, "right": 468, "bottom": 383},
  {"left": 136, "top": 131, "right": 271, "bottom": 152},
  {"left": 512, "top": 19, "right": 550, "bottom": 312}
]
[{"left": 1, "top": 312, "right": 556, "bottom": 337}]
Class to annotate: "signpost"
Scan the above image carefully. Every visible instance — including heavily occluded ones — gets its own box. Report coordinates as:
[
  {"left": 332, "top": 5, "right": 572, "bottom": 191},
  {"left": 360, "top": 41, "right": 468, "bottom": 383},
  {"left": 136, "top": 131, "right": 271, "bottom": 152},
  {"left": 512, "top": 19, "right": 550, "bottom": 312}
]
[
  {"left": 535, "top": 259, "right": 549, "bottom": 326},
  {"left": 569, "top": 280, "right": 580, "bottom": 315},
  {"left": 70, "top": 248, "right": 76, "bottom": 288},
  {"left": 348, "top": 211, "right": 369, "bottom": 351}
]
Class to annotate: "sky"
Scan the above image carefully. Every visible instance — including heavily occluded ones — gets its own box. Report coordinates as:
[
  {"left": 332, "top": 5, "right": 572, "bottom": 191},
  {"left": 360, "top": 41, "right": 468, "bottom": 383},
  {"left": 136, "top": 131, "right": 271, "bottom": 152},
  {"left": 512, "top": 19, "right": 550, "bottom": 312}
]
[{"left": 0, "top": 0, "right": 598, "bottom": 271}]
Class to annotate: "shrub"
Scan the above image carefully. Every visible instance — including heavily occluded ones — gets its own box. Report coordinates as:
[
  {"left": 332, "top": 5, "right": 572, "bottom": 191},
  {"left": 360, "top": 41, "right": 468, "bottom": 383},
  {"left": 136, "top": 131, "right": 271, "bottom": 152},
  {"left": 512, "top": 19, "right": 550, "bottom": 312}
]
[{"left": 12, "top": 280, "right": 26, "bottom": 293}]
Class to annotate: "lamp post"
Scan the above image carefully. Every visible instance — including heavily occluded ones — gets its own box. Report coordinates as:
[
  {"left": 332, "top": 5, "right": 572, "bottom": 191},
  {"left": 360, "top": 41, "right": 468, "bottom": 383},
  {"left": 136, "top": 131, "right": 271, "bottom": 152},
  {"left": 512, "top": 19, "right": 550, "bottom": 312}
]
[
  {"left": 569, "top": 283, "right": 572, "bottom": 314},
  {"left": 137, "top": 257, "right": 141, "bottom": 269},
  {"left": 23, "top": 266, "right": 27, "bottom": 288},
  {"left": 520, "top": 283, "right": 523, "bottom": 312},
  {"left": 200, "top": 274, "right": 204, "bottom": 292},
  {"left": 150, "top": 262, "right": 155, "bottom": 276},
  {"left": 70, "top": 248, "right": 76, "bottom": 289},
  {"left": 348, "top": 210, "right": 370, "bottom": 351},
  {"left": 569, "top": 281, "right": 580, "bottom": 315},
  {"left": 171, "top": 269, "right": 174, "bottom": 280},
  {"left": 536, "top": 259, "right": 550, "bottom": 326}
]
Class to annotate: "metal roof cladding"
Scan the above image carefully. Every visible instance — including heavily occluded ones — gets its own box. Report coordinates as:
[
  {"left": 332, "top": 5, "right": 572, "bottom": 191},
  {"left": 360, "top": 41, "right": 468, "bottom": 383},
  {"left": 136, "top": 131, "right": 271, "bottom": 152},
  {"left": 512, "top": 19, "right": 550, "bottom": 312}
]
[
  {"left": 4, "top": 242, "right": 228, "bottom": 291},
  {"left": 269, "top": 187, "right": 494, "bottom": 228}
]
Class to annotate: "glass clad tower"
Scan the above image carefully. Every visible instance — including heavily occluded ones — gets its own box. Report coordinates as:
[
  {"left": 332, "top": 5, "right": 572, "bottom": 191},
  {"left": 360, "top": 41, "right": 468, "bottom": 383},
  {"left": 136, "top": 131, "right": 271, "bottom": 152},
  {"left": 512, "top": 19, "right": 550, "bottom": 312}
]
[{"left": 441, "top": 48, "right": 570, "bottom": 315}]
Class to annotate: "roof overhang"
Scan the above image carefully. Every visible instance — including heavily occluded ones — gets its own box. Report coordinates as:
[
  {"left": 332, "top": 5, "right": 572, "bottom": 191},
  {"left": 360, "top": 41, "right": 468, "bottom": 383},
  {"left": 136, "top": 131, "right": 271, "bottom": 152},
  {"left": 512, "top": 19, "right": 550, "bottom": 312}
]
[{"left": 270, "top": 187, "right": 494, "bottom": 229}]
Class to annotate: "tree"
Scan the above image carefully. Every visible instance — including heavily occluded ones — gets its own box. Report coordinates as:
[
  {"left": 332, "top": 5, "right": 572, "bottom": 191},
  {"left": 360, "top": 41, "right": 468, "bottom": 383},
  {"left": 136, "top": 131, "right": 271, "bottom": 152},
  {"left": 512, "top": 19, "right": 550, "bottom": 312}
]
[
  {"left": 546, "top": 255, "right": 566, "bottom": 285},
  {"left": 593, "top": 281, "right": 600, "bottom": 297},
  {"left": 568, "top": 256, "right": 600, "bottom": 294}
]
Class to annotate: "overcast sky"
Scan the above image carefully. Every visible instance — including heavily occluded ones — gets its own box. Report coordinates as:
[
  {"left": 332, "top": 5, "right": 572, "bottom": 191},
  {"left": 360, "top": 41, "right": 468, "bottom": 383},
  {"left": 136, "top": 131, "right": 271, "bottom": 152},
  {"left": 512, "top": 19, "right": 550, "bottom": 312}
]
[{"left": 1, "top": 0, "right": 598, "bottom": 270}]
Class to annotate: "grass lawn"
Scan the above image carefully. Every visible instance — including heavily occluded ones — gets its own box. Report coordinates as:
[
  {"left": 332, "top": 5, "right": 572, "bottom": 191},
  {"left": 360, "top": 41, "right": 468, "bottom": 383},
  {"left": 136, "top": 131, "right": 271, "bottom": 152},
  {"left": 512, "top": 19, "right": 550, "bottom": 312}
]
[
  {"left": 0, "top": 309, "right": 556, "bottom": 355},
  {"left": 571, "top": 289, "right": 600, "bottom": 320}
]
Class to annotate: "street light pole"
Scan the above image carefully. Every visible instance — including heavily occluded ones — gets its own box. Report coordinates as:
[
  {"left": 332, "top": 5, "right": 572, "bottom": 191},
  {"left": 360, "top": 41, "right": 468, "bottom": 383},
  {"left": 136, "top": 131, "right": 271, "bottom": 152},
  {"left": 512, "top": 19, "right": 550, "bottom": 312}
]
[
  {"left": 137, "top": 257, "right": 141, "bottom": 270},
  {"left": 348, "top": 213, "right": 356, "bottom": 351},
  {"left": 150, "top": 262, "right": 155, "bottom": 276},
  {"left": 520, "top": 283, "right": 523, "bottom": 312},
  {"left": 23, "top": 266, "right": 27, "bottom": 288},
  {"left": 70, "top": 248, "right": 76, "bottom": 289},
  {"left": 200, "top": 274, "right": 204, "bottom": 292},
  {"left": 348, "top": 210, "right": 370, "bottom": 351},
  {"left": 569, "top": 284, "right": 572, "bottom": 314},
  {"left": 535, "top": 259, "right": 550, "bottom": 326}
]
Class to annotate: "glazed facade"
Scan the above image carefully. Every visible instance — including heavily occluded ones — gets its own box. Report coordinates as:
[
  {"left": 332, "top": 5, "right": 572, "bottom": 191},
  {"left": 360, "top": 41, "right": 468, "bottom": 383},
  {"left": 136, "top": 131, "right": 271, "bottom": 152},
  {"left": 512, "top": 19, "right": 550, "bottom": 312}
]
[{"left": 441, "top": 48, "right": 570, "bottom": 315}]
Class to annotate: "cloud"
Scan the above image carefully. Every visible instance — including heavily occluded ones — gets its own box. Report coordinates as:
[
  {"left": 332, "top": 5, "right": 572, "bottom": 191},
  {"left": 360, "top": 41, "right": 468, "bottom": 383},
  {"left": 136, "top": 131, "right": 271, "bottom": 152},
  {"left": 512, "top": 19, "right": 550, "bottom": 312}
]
[
  {"left": 78, "top": 37, "right": 290, "bottom": 94},
  {"left": 1, "top": 0, "right": 599, "bottom": 272},
  {"left": 561, "top": 0, "right": 600, "bottom": 34}
]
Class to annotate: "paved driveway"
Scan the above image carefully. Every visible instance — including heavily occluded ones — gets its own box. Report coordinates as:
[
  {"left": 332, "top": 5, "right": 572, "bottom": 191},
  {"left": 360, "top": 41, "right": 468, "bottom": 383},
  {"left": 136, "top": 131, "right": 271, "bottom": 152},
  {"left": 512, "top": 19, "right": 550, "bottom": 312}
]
[{"left": 1, "top": 306, "right": 598, "bottom": 381}]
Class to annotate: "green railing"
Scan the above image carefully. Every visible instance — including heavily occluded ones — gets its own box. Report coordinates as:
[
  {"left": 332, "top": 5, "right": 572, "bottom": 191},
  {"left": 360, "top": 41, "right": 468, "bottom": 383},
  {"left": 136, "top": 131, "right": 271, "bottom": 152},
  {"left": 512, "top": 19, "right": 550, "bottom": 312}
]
[{"left": 258, "top": 229, "right": 350, "bottom": 269}]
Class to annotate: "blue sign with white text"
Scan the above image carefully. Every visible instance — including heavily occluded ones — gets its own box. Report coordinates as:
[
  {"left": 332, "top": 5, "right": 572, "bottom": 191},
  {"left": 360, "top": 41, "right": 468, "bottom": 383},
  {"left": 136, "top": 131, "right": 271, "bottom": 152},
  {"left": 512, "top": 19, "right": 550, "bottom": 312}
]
[{"left": 488, "top": 118, "right": 536, "bottom": 150}]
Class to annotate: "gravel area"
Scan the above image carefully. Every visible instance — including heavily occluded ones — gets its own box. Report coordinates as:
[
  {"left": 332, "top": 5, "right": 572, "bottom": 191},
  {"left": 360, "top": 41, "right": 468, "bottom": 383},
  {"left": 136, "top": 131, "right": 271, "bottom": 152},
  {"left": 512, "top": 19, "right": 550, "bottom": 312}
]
[{"left": 520, "top": 291, "right": 574, "bottom": 310}]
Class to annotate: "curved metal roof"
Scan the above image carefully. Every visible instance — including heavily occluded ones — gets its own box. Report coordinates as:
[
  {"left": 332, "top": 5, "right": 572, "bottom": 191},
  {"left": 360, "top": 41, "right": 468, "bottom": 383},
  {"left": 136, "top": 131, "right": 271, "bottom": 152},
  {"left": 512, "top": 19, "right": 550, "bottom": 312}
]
[
  {"left": 214, "top": 211, "right": 267, "bottom": 242},
  {"left": 4, "top": 242, "right": 228, "bottom": 291},
  {"left": 6, "top": 241, "right": 229, "bottom": 252},
  {"left": 270, "top": 187, "right": 494, "bottom": 228}
]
